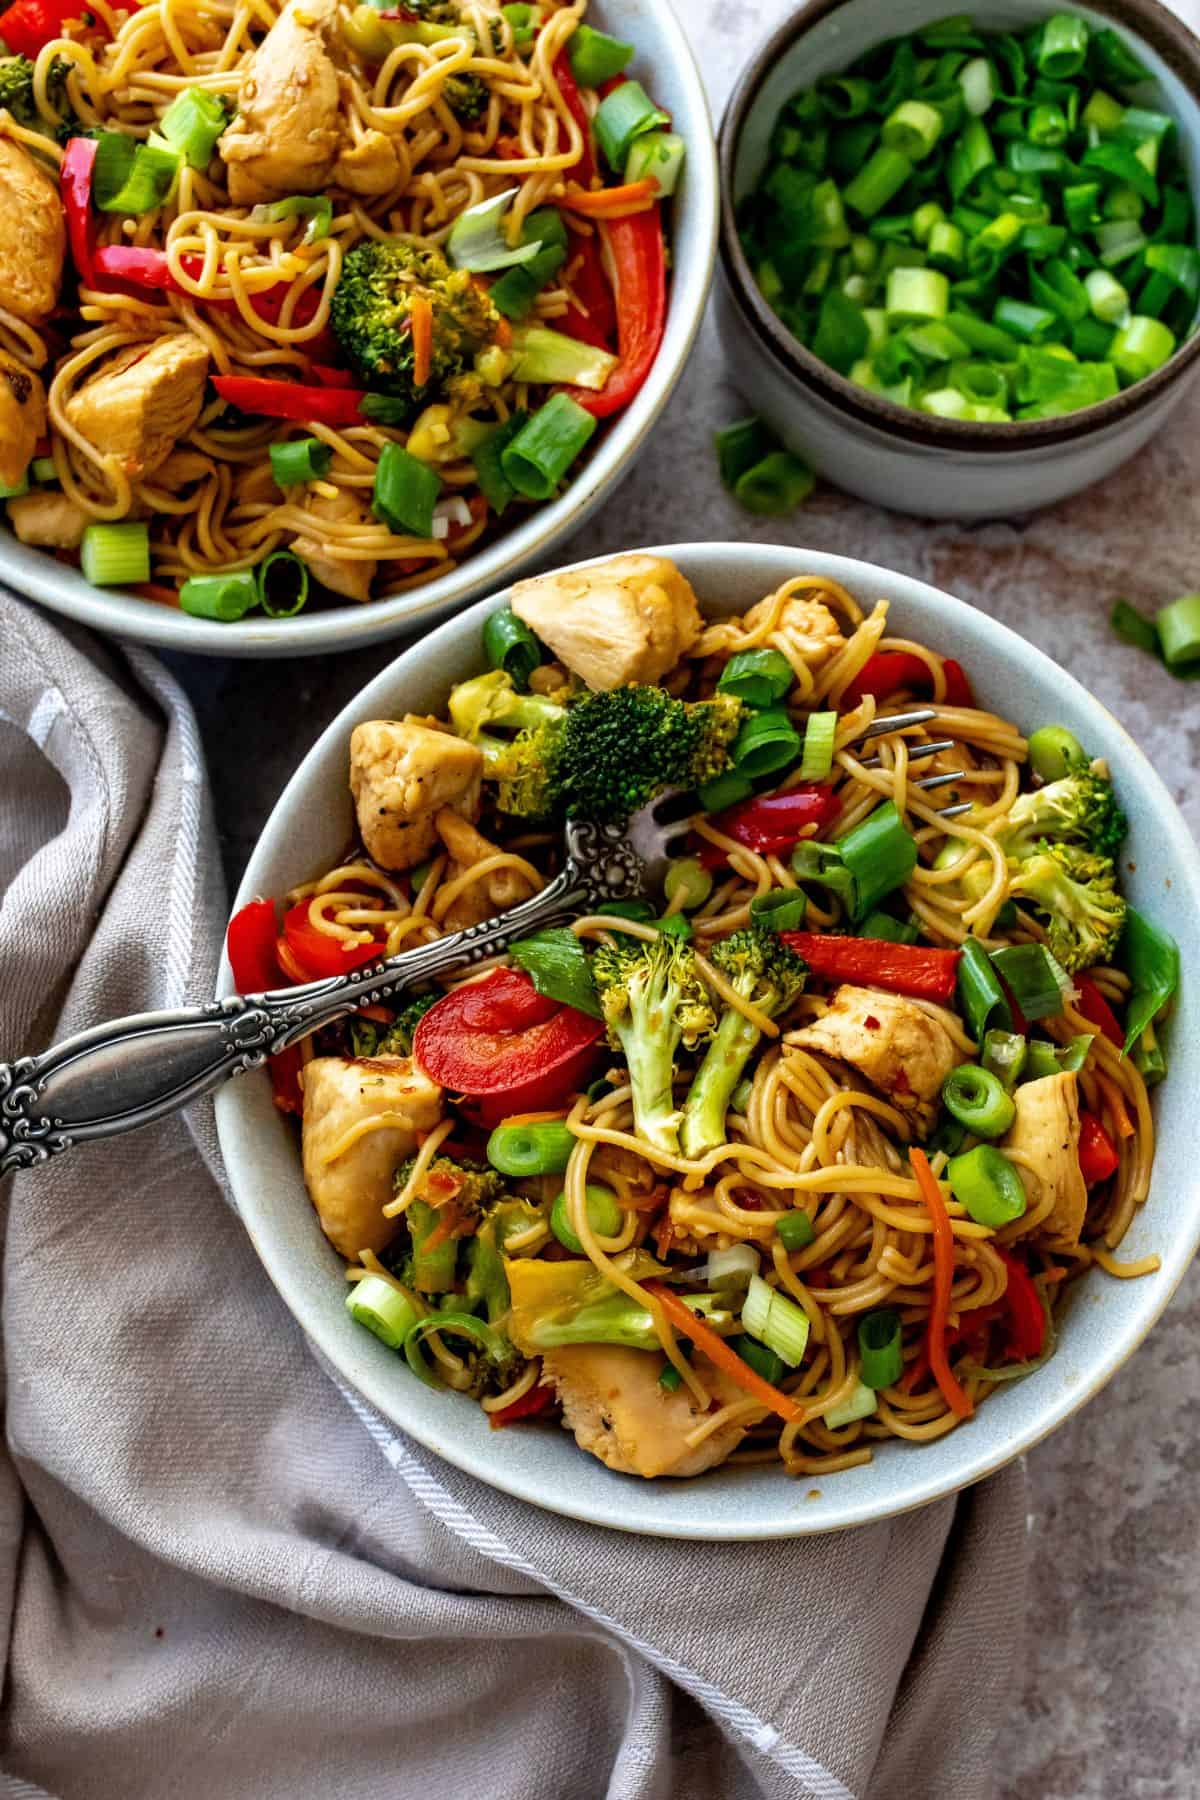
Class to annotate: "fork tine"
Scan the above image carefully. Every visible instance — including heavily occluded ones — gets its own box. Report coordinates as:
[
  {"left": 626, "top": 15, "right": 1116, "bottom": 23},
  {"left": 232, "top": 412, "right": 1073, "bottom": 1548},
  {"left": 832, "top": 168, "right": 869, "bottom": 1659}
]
[
  {"left": 912, "top": 769, "right": 963, "bottom": 793},
  {"left": 861, "top": 737, "right": 954, "bottom": 770},
  {"left": 937, "top": 801, "right": 973, "bottom": 819},
  {"left": 862, "top": 708, "right": 937, "bottom": 739}
]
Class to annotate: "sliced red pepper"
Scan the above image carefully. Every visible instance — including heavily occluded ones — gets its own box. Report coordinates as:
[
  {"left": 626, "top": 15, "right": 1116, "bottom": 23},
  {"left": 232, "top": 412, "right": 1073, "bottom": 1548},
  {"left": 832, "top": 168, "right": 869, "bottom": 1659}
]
[
  {"left": 414, "top": 966, "right": 604, "bottom": 1120},
  {"left": 552, "top": 50, "right": 596, "bottom": 183},
  {"left": 489, "top": 1381, "right": 559, "bottom": 1428},
  {"left": 699, "top": 786, "right": 842, "bottom": 866},
  {"left": 60, "top": 136, "right": 97, "bottom": 287},
  {"left": 559, "top": 228, "right": 617, "bottom": 349},
  {"left": 1075, "top": 974, "right": 1124, "bottom": 1049},
  {"left": 1078, "top": 1110, "right": 1119, "bottom": 1185},
  {"left": 1, "top": 0, "right": 103, "bottom": 56},
  {"left": 226, "top": 897, "right": 283, "bottom": 992},
  {"left": 782, "top": 931, "right": 961, "bottom": 1002},
  {"left": 842, "top": 650, "right": 976, "bottom": 711},
  {"left": 994, "top": 1249, "right": 1046, "bottom": 1361},
  {"left": 269, "top": 1045, "right": 304, "bottom": 1116},
  {"left": 212, "top": 374, "right": 367, "bottom": 426},
  {"left": 282, "top": 900, "right": 383, "bottom": 980},
  {"left": 563, "top": 207, "right": 666, "bottom": 418}
]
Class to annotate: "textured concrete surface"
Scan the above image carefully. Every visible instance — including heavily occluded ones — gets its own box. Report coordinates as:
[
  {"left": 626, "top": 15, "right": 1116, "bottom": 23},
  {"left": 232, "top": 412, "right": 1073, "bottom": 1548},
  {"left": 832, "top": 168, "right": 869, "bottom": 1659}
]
[{"left": 167, "top": 4, "right": 1200, "bottom": 1794}]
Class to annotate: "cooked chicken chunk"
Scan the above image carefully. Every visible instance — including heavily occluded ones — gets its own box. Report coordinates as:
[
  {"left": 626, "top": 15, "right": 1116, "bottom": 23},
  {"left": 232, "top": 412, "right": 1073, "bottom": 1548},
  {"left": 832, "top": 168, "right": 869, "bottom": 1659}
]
[
  {"left": 0, "top": 138, "right": 64, "bottom": 321},
  {"left": 64, "top": 335, "right": 210, "bottom": 480},
  {"left": 510, "top": 553, "right": 703, "bottom": 691},
  {"left": 0, "top": 354, "right": 46, "bottom": 488},
  {"left": 1001, "top": 1072, "right": 1088, "bottom": 1245},
  {"left": 539, "top": 1345, "right": 751, "bottom": 1478},
  {"left": 301, "top": 1054, "right": 442, "bottom": 1258},
  {"left": 787, "top": 985, "right": 959, "bottom": 1135},
  {"left": 7, "top": 489, "right": 88, "bottom": 549},
  {"left": 741, "top": 593, "right": 845, "bottom": 670},
  {"left": 334, "top": 128, "right": 402, "bottom": 195},
  {"left": 292, "top": 488, "right": 377, "bottom": 602},
  {"left": 434, "top": 806, "right": 534, "bottom": 930},
  {"left": 350, "top": 719, "right": 482, "bottom": 871},
  {"left": 218, "top": 0, "right": 342, "bottom": 202}
]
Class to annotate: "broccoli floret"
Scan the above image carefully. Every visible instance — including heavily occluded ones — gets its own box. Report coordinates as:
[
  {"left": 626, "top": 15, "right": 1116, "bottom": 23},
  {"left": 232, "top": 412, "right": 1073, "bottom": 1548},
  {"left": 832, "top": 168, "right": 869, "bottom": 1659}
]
[
  {"left": 679, "top": 928, "right": 808, "bottom": 1158},
  {"left": 997, "top": 770, "right": 1127, "bottom": 861},
  {"left": 592, "top": 935, "right": 716, "bottom": 1157},
  {"left": 348, "top": 992, "right": 437, "bottom": 1059},
  {"left": 330, "top": 240, "right": 500, "bottom": 412},
  {"left": 0, "top": 54, "right": 72, "bottom": 134},
  {"left": 1007, "top": 841, "right": 1127, "bottom": 974},
  {"left": 447, "top": 671, "right": 745, "bottom": 824},
  {"left": 443, "top": 72, "right": 489, "bottom": 122},
  {"left": 394, "top": 1154, "right": 510, "bottom": 1292}
]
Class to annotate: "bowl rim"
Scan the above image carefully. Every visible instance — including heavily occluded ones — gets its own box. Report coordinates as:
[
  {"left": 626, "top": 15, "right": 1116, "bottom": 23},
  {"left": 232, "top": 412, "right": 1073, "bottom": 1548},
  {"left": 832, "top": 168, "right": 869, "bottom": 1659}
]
[
  {"left": 717, "top": 0, "right": 1200, "bottom": 454},
  {"left": 216, "top": 540, "right": 1200, "bottom": 1538},
  {"left": 3, "top": 0, "right": 718, "bottom": 659}
]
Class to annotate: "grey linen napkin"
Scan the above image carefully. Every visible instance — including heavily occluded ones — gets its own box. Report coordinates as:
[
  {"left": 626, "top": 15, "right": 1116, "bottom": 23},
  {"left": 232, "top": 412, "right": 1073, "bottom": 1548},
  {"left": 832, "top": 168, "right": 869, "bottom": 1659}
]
[{"left": 0, "top": 591, "right": 1028, "bottom": 1800}]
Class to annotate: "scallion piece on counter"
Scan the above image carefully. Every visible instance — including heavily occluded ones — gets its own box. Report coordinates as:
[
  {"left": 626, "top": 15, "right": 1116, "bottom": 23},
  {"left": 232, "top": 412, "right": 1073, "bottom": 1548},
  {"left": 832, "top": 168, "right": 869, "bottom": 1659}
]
[
  {"left": 500, "top": 393, "right": 597, "bottom": 499},
  {"left": 1155, "top": 593, "right": 1200, "bottom": 671},
  {"left": 551, "top": 1183, "right": 622, "bottom": 1253},
  {"left": 799, "top": 710, "right": 837, "bottom": 780},
  {"left": 178, "top": 569, "right": 258, "bottom": 621},
  {"left": 594, "top": 79, "right": 669, "bottom": 172},
  {"left": 941, "top": 1063, "right": 1016, "bottom": 1138},
  {"left": 734, "top": 450, "right": 815, "bottom": 515},
  {"left": 946, "top": 1144, "right": 1028, "bottom": 1227},
  {"left": 483, "top": 605, "right": 541, "bottom": 686},
  {"left": 989, "top": 943, "right": 1064, "bottom": 1020},
  {"left": 731, "top": 707, "right": 802, "bottom": 779},
  {"left": 741, "top": 1273, "right": 810, "bottom": 1366},
  {"left": 715, "top": 416, "right": 777, "bottom": 490},
  {"left": 80, "top": 522, "right": 150, "bottom": 588},
  {"left": 157, "top": 86, "right": 229, "bottom": 167},
  {"left": 346, "top": 1274, "right": 420, "bottom": 1350},
  {"left": 269, "top": 436, "right": 332, "bottom": 487},
  {"left": 776, "top": 1209, "right": 815, "bottom": 1252},
  {"left": 858, "top": 1309, "right": 903, "bottom": 1389},
  {"left": 257, "top": 551, "right": 309, "bottom": 617},
  {"left": 1110, "top": 598, "right": 1161, "bottom": 656},
  {"left": 372, "top": 442, "right": 441, "bottom": 536},
  {"left": 568, "top": 22, "right": 634, "bottom": 86},
  {"left": 487, "top": 1118, "right": 575, "bottom": 1177},
  {"left": 718, "top": 648, "right": 794, "bottom": 708}
]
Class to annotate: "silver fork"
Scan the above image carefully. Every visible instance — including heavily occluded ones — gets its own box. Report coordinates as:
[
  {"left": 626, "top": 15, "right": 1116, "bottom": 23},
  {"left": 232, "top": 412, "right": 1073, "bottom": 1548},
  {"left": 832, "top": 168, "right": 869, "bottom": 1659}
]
[{"left": 0, "top": 708, "right": 967, "bottom": 1174}]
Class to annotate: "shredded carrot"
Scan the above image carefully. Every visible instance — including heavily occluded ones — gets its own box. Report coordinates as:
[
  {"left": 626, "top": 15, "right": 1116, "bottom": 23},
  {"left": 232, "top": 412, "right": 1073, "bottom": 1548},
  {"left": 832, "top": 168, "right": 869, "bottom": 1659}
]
[
  {"left": 410, "top": 291, "right": 433, "bottom": 389},
  {"left": 910, "top": 1149, "right": 973, "bottom": 1420},
  {"left": 499, "top": 1109, "right": 568, "bottom": 1126},
  {"left": 899, "top": 1347, "right": 931, "bottom": 1395},
  {"left": 644, "top": 1280, "right": 803, "bottom": 1423},
  {"left": 132, "top": 583, "right": 182, "bottom": 608},
  {"left": 1095, "top": 1071, "right": 1135, "bottom": 1139},
  {"left": 358, "top": 1004, "right": 394, "bottom": 1023},
  {"left": 493, "top": 315, "right": 513, "bottom": 348},
  {"left": 563, "top": 178, "right": 657, "bottom": 217}
]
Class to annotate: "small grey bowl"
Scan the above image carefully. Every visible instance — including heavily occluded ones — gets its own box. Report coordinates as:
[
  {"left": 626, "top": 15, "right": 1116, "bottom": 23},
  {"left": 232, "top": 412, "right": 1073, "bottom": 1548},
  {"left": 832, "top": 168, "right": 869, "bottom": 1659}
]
[
  {"left": 717, "top": 0, "right": 1200, "bottom": 520},
  {"left": 215, "top": 541, "right": 1200, "bottom": 1539}
]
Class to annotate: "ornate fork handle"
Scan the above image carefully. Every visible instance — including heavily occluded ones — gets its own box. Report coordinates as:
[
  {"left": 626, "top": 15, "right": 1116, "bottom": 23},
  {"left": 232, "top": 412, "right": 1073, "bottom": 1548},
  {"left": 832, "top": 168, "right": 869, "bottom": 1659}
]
[{"left": 0, "top": 820, "right": 643, "bottom": 1176}]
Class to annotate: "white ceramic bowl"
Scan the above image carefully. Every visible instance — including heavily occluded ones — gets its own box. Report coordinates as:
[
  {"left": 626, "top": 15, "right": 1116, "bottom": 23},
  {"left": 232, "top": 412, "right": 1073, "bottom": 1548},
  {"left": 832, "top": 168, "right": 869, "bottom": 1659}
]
[
  {"left": 216, "top": 542, "right": 1200, "bottom": 1537},
  {"left": 3, "top": 3, "right": 717, "bottom": 658},
  {"left": 716, "top": 0, "right": 1200, "bottom": 520}
]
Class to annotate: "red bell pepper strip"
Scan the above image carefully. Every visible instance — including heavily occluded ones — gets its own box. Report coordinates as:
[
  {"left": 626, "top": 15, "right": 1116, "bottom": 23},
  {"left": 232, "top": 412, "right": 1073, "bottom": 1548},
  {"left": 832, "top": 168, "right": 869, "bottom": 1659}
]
[
  {"left": 282, "top": 900, "right": 383, "bottom": 980},
  {"left": 489, "top": 1381, "right": 558, "bottom": 1428},
  {"left": 60, "top": 136, "right": 97, "bottom": 287},
  {"left": 1075, "top": 974, "right": 1124, "bottom": 1048},
  {"left": 0, "top": 0, "right": 100, "bottom": 56},
  {"left": 226, "top": 898, "right": 283, "bottom": 992},
  {"left": 559, "top": 228, "right": 617, "bottom": 349},
  {"left": 212, "top": 374, "right": 367, "bottom": 426},
  {"left": 910, "top": 1148, "right": 974, "bottom": 1419},
  {"left": 842, "top": 650, "right": 975, "bottom": 711},
  {"left": 269, "top": 1046, "right": 304, "bottom": 1116},
  {"left": 1078, "top": 1110, "right": 1120, "bottom": 1185},
  {"left": 994, "top": 1249, "right": 1046, "bottom": 1361},
  {"left": 563, "top": 207, "right": 666, "bottom": 418},
  {"left": 781, "top": 931, "right": 961, "bottom": 1003},
  {"left": 552, "top": 50, "right": 596, "bottom": 182},
  {"left": 414, "top": 966, "right": 604, "bottom": 1119},
  {"left": 699, "top": 786, "right": 842, "bottom": 866}
]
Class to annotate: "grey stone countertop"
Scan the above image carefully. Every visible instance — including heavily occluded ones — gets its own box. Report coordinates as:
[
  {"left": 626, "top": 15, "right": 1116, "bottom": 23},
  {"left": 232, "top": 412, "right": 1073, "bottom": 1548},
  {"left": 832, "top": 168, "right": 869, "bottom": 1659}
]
[{"left": 165, "top": 4, "right": 1200, "bottom": 1795}]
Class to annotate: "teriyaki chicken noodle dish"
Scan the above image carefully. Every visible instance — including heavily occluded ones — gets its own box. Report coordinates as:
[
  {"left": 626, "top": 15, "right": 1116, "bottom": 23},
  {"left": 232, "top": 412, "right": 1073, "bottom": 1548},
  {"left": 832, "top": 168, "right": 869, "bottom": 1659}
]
[
  {"left": 228, "top": 555, "right": 1179, "bottom": 1480},
  {"left": 0, "top": 0, "right": 681, "bottom": 620}
]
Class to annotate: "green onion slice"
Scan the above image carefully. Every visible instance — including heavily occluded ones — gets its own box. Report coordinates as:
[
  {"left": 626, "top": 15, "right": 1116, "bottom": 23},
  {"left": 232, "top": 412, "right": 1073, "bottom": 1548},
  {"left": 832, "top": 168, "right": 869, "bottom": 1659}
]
[
  {"left": 981, "top": 1028, "right": 1028, "bottom": 1091},
  {"left": 731, "top": 707, "right": 802, "bottom": 779},
  {"left": 824, "top": 1380, "right": 878, "bottom": 1430},
  {"left": 257, "top": 550, "right": 309, "bottom": 618},
  {"left": 404, "top": 1313, "right": 508, "bottom": 1387},
  {"left": 741, "top": 1273, "right": 810, "bottom": 1367},
  {"left": 482, "top": 605, "right": 541, "bottom": 687},
  {"left": 663, "top": 857, "right": 713, "bottom": 911},
  {"left": 749, "top": 889, "right": 808, "bottom": 933},
  {"left": 346, "top": 1274, "right": 420, "bottom": 1349},
  {"left": 551, "top": 1183, "right": 622, "bottom": 1253},
  {"left": 798, "top": 710, "right": 837, "bottom": 781},
  {"left": 946, "top": 1143, "right": 1028, "bottom": 1227},
  {"left": 989, "top": 943, "right": 1064, "bottom": 1020},
  {"left": 473, "top": 412, "right": 526, "bottom": 516},
  {"left": 80, "top": 521, "right": 150, "bottom": 588},
  {"left": 594, "top": 80, "right": 669, "bottom": 172},
  {"left": 941, "top": 1062, "right": 1016, "bottom": 1138},
  {"left": 1026, "top": 724, "right": 1088, "bottom": 780},
  {"left": 718, "top": 648, "right": 794, "bottom": 709},
  {"left": 697, "top": 770, "right": 754, "bottom": 813},
  {"left": 836, "top": 800, "right": 918, "bottom": 921},
  {"left": 858, "top": 1308, "right": 903, "bottom": 1389},
  {"left": 178, "top": 570, "right": 258, "bottom": 621},
  {"left": 447, "top": 187, "right": 546, "bottom": 273},
  {"left": 776, "top": 1208, "right": 815, "bottom": 1252},
  {"left": 372, "top": 441, "right": 441, "bottom": 536},
  {"left": 568, "top": 22, "right": 633, "bottom": 86},
  {"left": 269, "top": 436, "right": 332, "bottom": 487},
  {"left": 1121, "top": 907, "right": 1179, "bottom": 1054},
  {"left": 1024, "top": 1034, "right": 1091, "bottom": 1080},
  {"left": 253, "top": 194, "right": 333, "bottom": 243},
  {"left": 500, "top": 393, "right": 596, "bottom": 499},
  {"left": 1155, "top": 593, "right": 1200, "bottom": 671},
  {"left": 957, "top": 937, "right": 1013, "bottom": 1040},
  {"left": 734, "top": 451, "right": 815, "bottom": 515},
  {"left": 157, "top": 86, "right": 230, "bottom": 167},
  {"left": 715, "top": 417, "right": 778, "bottom": 491}
]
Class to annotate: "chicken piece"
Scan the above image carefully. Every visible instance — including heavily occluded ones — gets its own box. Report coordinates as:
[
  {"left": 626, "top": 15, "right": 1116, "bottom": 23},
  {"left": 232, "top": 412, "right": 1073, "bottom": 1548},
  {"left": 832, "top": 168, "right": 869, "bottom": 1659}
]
[
  {"left": 334, "top": 128, "right": 403, "bottom": 195},
  {"left": 510, "top": 553, "right": 703, "bottom": 692},
  {"left": 539, "top": 1345, "right": 750, "bottom": 1478},
  {"left": 434, "top": 806, "right": 533, "bottom": 930},
  {"left": 742, "top": 593, "right": 845, "bottom": 670},
  {"left": 301, "top": 1054, "right": 442, "bottom": 1258},
  {"left": 64, "top": 335, "right": 210, "bottom": 481},
  {"left": 218, "top": 0, "right": 342, "bottom": 202},
  {"left": 1001, "top": 1072, "right": 1088, "bottom": 1245},
  {"left": 292, "top": 488, "right": 377, "bottom": 602},
  {"left": 0, "top": 138, "right": 65, "bottom": 322},
  {"left": 350, "top": 719, "right": 482, "bottom": 871},
  {"left": 0, "top": 354, "right": 46, "bottom": 488},
  {"left": 787, "top": 985, "right": 959, "bottom": 1135},
  {"left": 7, "top": 489, "right": 88, "bottom": 550}
]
